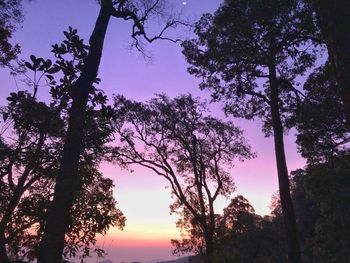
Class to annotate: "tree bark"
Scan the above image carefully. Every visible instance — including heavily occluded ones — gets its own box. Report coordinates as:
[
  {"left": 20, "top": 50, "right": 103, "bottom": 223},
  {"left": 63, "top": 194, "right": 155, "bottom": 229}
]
[
  {"left": 269, "top": 58, "right": 302, "bottom": 262},
  {"left": 0, "top": 232, "right": 10, "bottom": 263},
  {"left": 37, "top": 2, "right": 111, "bottom": 262},
  {"left": 312, "top": 0, "right": 350, "bottom": 125},
  {"left": 203, "top": 230, "right": 214, "bottom": 262}
]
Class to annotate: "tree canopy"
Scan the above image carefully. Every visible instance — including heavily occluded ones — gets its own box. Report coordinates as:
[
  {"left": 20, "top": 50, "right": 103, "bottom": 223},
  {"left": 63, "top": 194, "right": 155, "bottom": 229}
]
[
  {"left": 0, "top": 28, "right": 125, "bottom": 262},
  {"left": 182, "top": 0, "right": 319, "bottom": 132},
  {"left": 181, "top": 1, "right": 322, "bottom": 261},
  {"left": 296, "top": 63, "right": 350, "bottom": 165},
  {"left": 111, "top": 94, "right": 254, "bottom": 257},
  {"left": 38, "top": 2, "right": 187, "bottom": 261},
  {"left": 0, "top": 0, "right": 349, "bottom": 262},
  {"left": 0, "top": 0, "right": 24, "bottom": 66}
]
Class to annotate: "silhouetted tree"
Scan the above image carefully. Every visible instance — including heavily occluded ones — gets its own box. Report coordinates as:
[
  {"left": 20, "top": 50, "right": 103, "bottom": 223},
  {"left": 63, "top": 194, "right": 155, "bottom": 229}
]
[
  {"left": 293, "top": 62, "right": 350, "bottom": 262},
  {"left": 302, "top": 158, "right": 350, "bottom": 262},
  {"left": 111, "top": 94, "right": 254, "bottom": 259},
  {"left": 265, "top": 62, "right": 350, "bottom": 261},
  {"left": 212, "top": 195, "right": 259, "bottom": 262},
  {"left": 296, "top": 63, "right": 350, "bottom": 166},
  {"left": 211, "top": 196, "right": 286, "bottom": 263},
  {"left": 38, "top": 1, "right": 185, "bottom": 262},
  {"left": 0, "top": 28, "right": 125, "bottom": 262},
  {"left": 0, "top": 0, "right": 24, "bottom": 66},
  {"left": 182, "top": 1, "right": 320, "bottom": 261},
  {"left": 274, "top": 163, "right": 350, "bottom": 263},
  {"left": 287, "top": 170, "right": 317, "bottom": 262},
  {"left": 309, "top": 0, "right": 350, "bottom": 125}
]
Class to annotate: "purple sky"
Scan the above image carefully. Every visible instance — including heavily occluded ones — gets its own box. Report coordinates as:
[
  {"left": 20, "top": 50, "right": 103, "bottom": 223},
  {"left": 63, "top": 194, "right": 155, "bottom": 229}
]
[{"left": 0, "top": 1, "right": 309, "bottom": 262}]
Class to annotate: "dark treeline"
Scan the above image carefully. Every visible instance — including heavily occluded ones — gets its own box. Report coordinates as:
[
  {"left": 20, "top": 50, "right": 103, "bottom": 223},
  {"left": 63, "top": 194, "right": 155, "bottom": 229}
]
[{"left": 0, "top": 0, "right": 349, "bottom": 263}]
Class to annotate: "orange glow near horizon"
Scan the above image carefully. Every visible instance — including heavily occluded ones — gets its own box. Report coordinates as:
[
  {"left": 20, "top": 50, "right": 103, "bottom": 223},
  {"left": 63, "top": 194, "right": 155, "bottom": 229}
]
[
  {"left": 104, "top": 222, "right": 180, "bottom": 243},
  {"left": 95, "top": 224, "right": 181, "bottom": 262}
]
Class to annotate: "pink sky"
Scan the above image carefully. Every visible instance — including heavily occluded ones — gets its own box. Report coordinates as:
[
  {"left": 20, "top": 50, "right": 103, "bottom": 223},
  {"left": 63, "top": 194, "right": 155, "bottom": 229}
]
[{"left": 0, "top": 1, "right": 307, "bottom": 262}]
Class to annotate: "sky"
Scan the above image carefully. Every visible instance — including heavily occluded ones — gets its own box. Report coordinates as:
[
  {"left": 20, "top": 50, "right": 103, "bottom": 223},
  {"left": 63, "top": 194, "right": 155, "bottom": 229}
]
[{"left": 0, "top": 0, "right": 307, "bottom": 262}]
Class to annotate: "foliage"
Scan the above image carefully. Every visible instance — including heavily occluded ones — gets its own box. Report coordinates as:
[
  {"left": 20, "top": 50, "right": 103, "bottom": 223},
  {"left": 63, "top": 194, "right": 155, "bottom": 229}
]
[
  {"left": 0, "top": 28, "right": 125, "bottom": 262},
  {"left": 304, "top": 157, "right": 350, "bottom": 262},
  {"left": 292, "top": 63, "right": 350, "bottom": 261},
  {"left": 309, "top": 0, "right": 350, "bottom": 125},
  {"left": 296, "top": 63, "right": 350, "bottom": 165},
  {"left": 112, "top": 94, "right": 254, "bottom": 256},
  {"left": 209, "top": 196, "right": 286, "bottom": 263},
  {"left": 283, "top": 162, "right": 350, "bottom": 263},
  {"left": 203, "top": 160, "right": 350, "bottom": 263},
  {"left": 39, "top": 2, "right": 188, "bottom": 261},
  {"left": 182, "top": 0, "right": 320, "bottom": 135},
  {"left": 256, "top": 60, "right": 350, "bottom": 262},
  {"left": 265, "top": 161, "right": 350, "bottom": 263},
  {"left": 196, "top": 69, "right": 350, "bottom": 261},
  {"left": 181, "top": 1, "right": 323, "bottom": 261},
  {"left": 0, "top": 0, "right": 24, "bottom": 66}
]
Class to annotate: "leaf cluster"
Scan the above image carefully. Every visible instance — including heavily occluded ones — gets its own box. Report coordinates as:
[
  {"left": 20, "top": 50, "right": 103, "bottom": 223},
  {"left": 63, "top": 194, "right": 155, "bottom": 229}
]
[
  {"left": 295, "top": 63, "right": 350, "bottom": 165},
  {"left": 0, "top": 0, "right": 23, "bottom": 66}
]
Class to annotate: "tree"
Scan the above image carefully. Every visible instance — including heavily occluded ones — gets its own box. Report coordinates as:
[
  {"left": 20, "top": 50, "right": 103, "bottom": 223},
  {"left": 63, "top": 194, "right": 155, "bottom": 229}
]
[
  {"left": 293, "top": 61, "right": 350, "bottom": 262},
  {"left": 182, "top": 1, "right": 320, "bottom": 261},
  {"left": 296, "top": 63, "right": 350, "bottom": 166},
  {"left": 213, "top": 195, "right": 259, "bottom": 263},
  {"left": 309, "top": 0, "right": 350, "bottom": 125},
  {"left": 0, "top": 0, "right": 24, "bottom": 66},
  {"left": 277, "top": 162, "right": 350, "bottom": 263},
  {"left": 38, "top": 1, "right": 185, "bottom": 262},
  {"left": 268, "top": 66, "right": 350, "bottom": 261},
  {"left": 303, "top": 158, "right": 350, "bottom": 262},
  {"left": 0, "top": 88, "right": 61, "bottom": 263},
  {"left": 209, "top": 195, "right": 287, "bottom": 263},
  {"left": 0, "top": 28, "right": 125, "bottom": 262},
  {"left": 111, "top": 94, "right": 254, "bottom": 259}
]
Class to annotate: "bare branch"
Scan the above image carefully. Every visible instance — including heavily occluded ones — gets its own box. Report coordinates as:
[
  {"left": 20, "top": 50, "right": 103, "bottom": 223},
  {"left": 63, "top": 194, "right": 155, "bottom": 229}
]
[{"left": 107, "top": 0, "right": 190, "bottom": 55}]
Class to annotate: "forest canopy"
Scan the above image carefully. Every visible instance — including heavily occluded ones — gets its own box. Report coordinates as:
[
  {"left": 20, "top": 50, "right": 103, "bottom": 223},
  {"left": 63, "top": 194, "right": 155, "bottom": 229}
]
[{"left": 0, "top": 0, "right": 349, "bottom": 262}]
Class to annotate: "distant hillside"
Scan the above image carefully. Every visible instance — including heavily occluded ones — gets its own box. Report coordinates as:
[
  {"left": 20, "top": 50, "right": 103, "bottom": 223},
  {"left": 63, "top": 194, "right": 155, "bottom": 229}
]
[{"left": 157, "top": 256, "right": 190, "bottom": 263}]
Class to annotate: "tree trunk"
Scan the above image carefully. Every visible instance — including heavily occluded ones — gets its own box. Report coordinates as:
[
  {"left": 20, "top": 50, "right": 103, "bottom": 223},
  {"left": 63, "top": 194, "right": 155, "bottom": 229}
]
[
  {"left": 204, "top": 230, "right": 214, "bottom": 261},
  {"left": 312, "top": 0, "right": 350, "bottom": 125},
  {"left": 0, "top": 232, "right": 10, "bottom": 263},
  {"left": 37, "top": 3, "right": 111, "bottom": 262},
  {"left": 269, "top": 60, "right": 302, "bottom": 263}
]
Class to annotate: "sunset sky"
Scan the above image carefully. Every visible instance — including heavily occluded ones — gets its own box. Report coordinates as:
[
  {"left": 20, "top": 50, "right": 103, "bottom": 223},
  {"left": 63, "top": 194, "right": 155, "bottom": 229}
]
[{"left": 0, "top": 0, "right": 307, "bottom": 262}]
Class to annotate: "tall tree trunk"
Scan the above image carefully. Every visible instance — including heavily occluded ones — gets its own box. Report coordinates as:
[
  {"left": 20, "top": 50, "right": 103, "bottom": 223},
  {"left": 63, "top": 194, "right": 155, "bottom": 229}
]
[
  {"left": 204, "top": 230, "right": 214, "bottom": 262},
  {"left": 312, "top": 0, "right": 350, "bottom": 125},
  {"left": 0, "top": 232, "right": 10, "bottom": 263},
  {"left": 37, "top": 2, "right": 111, "bottom": 262},
  {"left": 205, "top": 200, "right": 215, "bottom": 258},
  {"left": 269, "top": 59, "right": 302, "bottom": 263}
]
